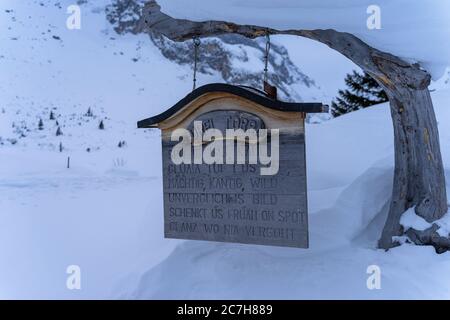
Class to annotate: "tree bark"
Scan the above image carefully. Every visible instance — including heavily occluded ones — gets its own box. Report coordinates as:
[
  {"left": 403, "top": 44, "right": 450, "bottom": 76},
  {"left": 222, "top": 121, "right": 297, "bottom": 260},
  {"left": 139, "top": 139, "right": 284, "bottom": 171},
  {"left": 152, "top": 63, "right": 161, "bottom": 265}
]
[
  {"left": 379, "top": 87, "right": 448, "bottom": 248},
  {"left": 141, "top": 1, "right": 448, "bottom": 250}
]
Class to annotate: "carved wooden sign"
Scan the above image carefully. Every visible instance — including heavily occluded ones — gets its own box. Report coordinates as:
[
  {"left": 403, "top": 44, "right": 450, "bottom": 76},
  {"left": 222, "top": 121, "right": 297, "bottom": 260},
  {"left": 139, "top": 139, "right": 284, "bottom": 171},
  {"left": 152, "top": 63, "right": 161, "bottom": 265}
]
[{"left": 138, "top": 83, "right": 327, "bottom": 248}]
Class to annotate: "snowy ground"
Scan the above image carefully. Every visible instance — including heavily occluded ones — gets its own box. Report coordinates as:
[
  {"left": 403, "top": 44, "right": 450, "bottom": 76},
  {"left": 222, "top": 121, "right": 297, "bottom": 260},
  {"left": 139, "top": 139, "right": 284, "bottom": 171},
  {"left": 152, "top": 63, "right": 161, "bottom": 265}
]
[{"left": 1, "top": 0, "right": 450, "bottom": 299}]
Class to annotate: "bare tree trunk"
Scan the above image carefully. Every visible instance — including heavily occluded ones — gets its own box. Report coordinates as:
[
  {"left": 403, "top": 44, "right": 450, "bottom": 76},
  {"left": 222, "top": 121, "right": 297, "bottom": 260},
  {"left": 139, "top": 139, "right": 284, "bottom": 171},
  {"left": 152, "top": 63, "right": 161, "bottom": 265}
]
[
  {"left": 141, "top": 1, "right": 448, "bottom": 250},
  {"left": 379, "top": 87, "right": 448, "bottom": 249}
]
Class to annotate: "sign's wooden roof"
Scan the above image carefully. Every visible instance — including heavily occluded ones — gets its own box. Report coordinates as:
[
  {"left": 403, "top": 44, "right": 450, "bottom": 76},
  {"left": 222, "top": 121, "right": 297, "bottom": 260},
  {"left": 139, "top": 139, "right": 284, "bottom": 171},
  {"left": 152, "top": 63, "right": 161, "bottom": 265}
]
[{"left": 137, "top": 83, "right": 328, "bottom": 128}]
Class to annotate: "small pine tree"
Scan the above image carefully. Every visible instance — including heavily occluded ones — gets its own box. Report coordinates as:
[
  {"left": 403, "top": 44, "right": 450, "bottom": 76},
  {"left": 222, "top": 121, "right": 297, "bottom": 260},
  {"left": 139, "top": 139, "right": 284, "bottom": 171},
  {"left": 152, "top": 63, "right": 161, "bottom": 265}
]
[
  {"left": 38, "top": 118, "right": 44, "bottom": 130},
  {"left": 331, "top": 70, "right": 388, "bottom": 118},
  {"left": 86, "top": 107, "right": 93, "bottom": 117},
  {"left": 59, "top": 142, "right": 63, "bottom": 152},
  {"left": 50, "top": 111, "right": 55, "bottom": 120},
  {"left": 99, "top": 120, "right": 105, "bottom": 130},
  {"left": 56, "top": 126, "right": 63, "bottom": 136}
]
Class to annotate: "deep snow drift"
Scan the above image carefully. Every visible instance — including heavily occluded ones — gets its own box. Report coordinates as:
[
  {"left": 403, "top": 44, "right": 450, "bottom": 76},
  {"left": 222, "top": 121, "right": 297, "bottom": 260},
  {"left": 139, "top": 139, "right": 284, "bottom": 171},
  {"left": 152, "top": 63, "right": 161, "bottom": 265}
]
[{"left": 1, "top": 0, "right": 450, "bottom": 299}]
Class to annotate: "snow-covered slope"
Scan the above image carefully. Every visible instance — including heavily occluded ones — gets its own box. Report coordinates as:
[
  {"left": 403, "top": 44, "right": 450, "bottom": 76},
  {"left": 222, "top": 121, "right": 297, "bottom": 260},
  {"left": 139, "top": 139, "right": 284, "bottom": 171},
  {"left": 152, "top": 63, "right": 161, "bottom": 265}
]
[{"left": 431, "top": 67, "right": 450, "bottom": 91}]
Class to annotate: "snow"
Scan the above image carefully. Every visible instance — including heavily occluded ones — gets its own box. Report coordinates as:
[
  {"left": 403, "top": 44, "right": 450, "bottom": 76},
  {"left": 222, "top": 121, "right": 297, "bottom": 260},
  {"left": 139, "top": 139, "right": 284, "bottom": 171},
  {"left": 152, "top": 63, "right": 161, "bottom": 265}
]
[
  {"left": 278, "top": 34, "right": 361, "bottom": 108},
  {"left": 400, "top": 206, "right": 450, "bottom": 238},
  {"left": 158, "top": 0, "right": 450, "bottom": 79},
  {"left": 1, "top": 0, "right": 450, "bottom": 299},
  {"left": 431, "top": 67, "right": 450, "bottom": 91},
  {"left": 129, "top": 89, "right": 450, "bottom": 300},
  {"left": 131, "top": 242, "right": 450, "bottom": 299}
]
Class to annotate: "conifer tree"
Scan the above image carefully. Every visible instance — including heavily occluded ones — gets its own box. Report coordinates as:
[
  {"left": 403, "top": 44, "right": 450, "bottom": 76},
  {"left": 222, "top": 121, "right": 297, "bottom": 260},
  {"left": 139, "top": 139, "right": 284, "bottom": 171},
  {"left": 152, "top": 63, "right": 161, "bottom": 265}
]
[
  {"left": 50, "top": 111, "right": 55, "bottom": 120},
  {"left": 99, "top": 120, "right": 105, "bottom": 130},
  {"left": 331, "top": 70, "right": 388, "bottom": 117},
  {"left": 38, "top": 118, "right": 44, "bottom": 130}
]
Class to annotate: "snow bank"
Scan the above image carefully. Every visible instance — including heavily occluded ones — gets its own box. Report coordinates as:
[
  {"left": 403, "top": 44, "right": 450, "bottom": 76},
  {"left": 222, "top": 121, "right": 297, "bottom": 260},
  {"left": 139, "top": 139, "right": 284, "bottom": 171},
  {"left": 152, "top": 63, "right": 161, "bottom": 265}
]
[
  {"left": 158, "top": 0, "right": 450, "bottom": 79},
  {"left": 401, "top": 207, "right": 450, "bottom": 238},
  {"left": 0, "top": 0, "right": 354, "bottom": 299},
  {"left": 2, "top": 0, "right": 450, "bottom": 299},
  {"left": 436, "top": 215, "right": 450, "bottom": 238}
]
